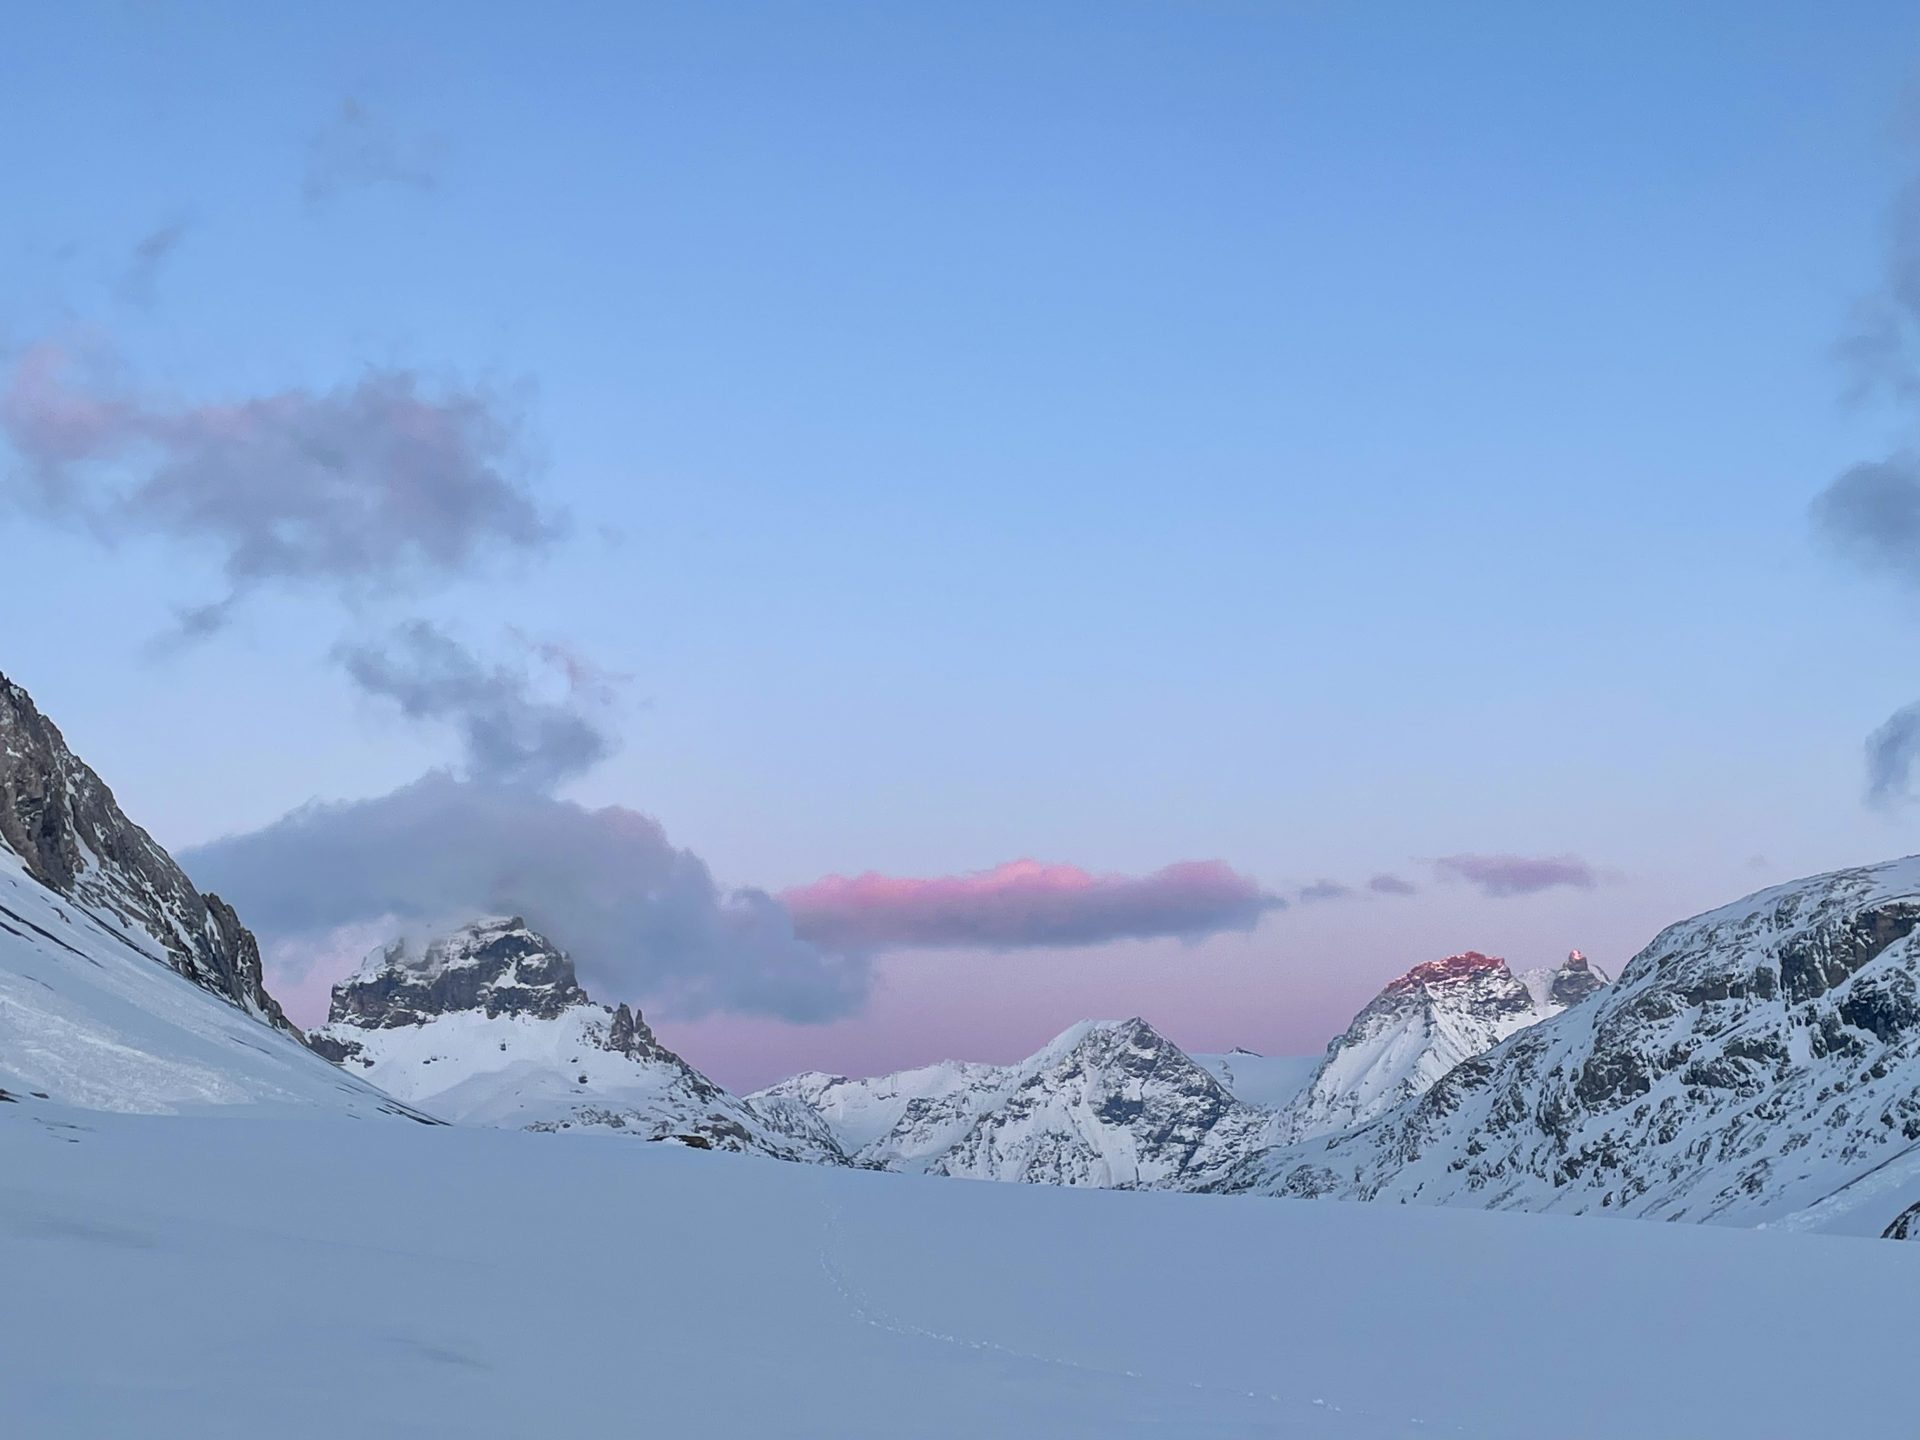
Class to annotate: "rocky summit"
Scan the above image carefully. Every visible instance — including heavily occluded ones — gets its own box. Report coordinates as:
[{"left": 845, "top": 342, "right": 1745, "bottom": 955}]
[{"left": 310, "top": 917, "right": 847, "bottom": 1162}]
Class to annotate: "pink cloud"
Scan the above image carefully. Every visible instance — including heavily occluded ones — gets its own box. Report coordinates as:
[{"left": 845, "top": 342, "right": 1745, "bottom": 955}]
[
  {"left": 781, "top": 858, "right": 1282, "bottom": 952},
  {"left": 1432, "top": 853, "right": 1597, "bottom": 898}
]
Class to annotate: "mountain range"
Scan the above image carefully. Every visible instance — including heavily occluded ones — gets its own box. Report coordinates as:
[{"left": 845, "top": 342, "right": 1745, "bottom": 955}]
[{"left": 8, "top": 666, "right": 1920, "bottom": 1239}]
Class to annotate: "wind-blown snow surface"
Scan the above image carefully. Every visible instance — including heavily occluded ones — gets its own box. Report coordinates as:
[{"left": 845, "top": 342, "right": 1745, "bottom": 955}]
[{"left": 4, "top": 1103, "right": 1918, "bottom": 1439}]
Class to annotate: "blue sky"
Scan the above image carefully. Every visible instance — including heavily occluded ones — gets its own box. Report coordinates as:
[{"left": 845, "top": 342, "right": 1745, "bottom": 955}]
[{"left": 6, "top": 3, "right": 1920, "bottom": 1084}]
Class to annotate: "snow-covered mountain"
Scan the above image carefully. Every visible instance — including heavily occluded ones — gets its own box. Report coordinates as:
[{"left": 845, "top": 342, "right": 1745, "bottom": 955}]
[
  {"left": 1210, "top": 857, "right": 1920, "bottom": 1228},
  {"left": 750, "top": 1058, "right": 1012, "bottom": 1171},
  {"left": 309, "top": 917, "right": 845, "bottom": 1161},
  {"left": 1281, "top": 949, "right": 1608, "bottom": 1140},
  {"left": 930, "top": 1019, "right": 1268, "bottom": 1186},
  {"left": 753, "top": 1017, "right": 1266, "bottom": 1186},
  {"left": 0, "top": 672, "right": 419, "bottom": 1119}
]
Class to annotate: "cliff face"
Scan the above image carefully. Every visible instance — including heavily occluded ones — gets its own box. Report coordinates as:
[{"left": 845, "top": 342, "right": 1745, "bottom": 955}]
[{"left": 0, "top": 672, "right": 295, "bottom": 1033}]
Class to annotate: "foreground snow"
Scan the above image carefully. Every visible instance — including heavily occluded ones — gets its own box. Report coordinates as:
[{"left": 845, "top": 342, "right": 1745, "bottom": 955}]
[{"left": 4, "top": 1104, "right": 1917, "bottom": 1439}]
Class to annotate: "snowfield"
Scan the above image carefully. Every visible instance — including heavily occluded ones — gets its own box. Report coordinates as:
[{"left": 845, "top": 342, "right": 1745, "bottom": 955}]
[{"left": 4, "top": 1103, "right": 1918, "bottom": 1440}]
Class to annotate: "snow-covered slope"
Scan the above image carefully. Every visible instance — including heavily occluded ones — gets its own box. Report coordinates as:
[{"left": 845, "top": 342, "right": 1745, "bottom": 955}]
[
  {"left": 1216, "top": 857, "right": 1920, "bottom": 1225},
  {"left": 756, "top": 1019, "right": 1267, "bottom": 1187},
  {"left": 1281, "top": 949, "right": 1607, "bottom": 1140},
  {"left": 1192, "top": 1048, "right": 1319, "bottom": 1110},
  {"left": 5, "top": 1101, "right": 1917, "bottom": 1439},
  {"left": 310, "top": 917, "right": 843, "bottom": 1161},
  {"left": 0, "top": 674, "right": 420, "bottom": 1120}
]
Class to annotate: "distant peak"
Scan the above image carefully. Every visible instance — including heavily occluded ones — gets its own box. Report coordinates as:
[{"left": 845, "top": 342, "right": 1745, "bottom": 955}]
[
  {"left": 1566, "top": 949, "right": 1588, "bottom": 968},
  {"left": 1383, "top": 951, "right": 1511, "bottom": 995}
]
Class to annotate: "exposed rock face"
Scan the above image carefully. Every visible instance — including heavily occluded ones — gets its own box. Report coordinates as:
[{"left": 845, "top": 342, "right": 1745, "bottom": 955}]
[
  {"left": 323, "top": 920, "right": 591, "bottom": 1031},
  {"left": 1210, "top": 859, "right": 1920, "bottom": 1225},
  {"left": 754, "top": 1018, "right": 1266, "bottom": 1187},
  {"left": 1544, "top": 950, "right": 1607, "bottom": 1009},
  {"left": 1281, "top": 949, "right": 1607, "bottom": 1140},
  {"left": 1883, "top": 1201, "right": 1920, "bottom": 1240},
  {"left": 0, "top": 673, "right": 294, "bottom": 1033},
  {"left": 310, "top": 918, "right": 846, "bottom": 1162}
]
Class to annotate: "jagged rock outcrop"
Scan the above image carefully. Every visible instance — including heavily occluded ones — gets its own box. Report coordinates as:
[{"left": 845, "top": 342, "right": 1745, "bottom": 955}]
[
  {"left": 0, "top": 673, "right": 293, "bottom": 1032},
  {"left": 310, "top": 917, "right": 846, "bottom": 1162},
  {"left": 1883, "top": 1201, "right": 1920, "bottom": 1240},
  {"left": 1209, "top": 858, "right": 1920, "bottom": 1225}
]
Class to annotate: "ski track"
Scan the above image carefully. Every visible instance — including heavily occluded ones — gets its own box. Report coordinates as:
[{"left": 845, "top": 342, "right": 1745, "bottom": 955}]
[{"left": 812, "top": 1198, "right": 1475, "bottom": 1438}]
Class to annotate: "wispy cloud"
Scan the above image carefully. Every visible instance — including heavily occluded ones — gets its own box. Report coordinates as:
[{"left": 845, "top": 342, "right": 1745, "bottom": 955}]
[
  {"left": 1367, "top": 872, "right": 1418, "bottom": 896},
  {"left": 1431, "top": 853, "right": 1596, "bottom": 898},
  {"left": 0, "top": 343, "right": 556, "bottom": 628},
  {"left": 303, "top": 97, "right": 443, "bottom": 206},
  {"left": 781, "top": 858, "right": 1283, "bottom": 952},
  {"left": 338, "top": 621, "right": 616, "bottom": 792},
  {"left": 116, "top": 221, "right": 189, "bottom": 307},
  {"left": 1813, "top": 152, "right": 1920, "bottom": 804},
  {"left": 1295, "top": 879, "right": 1355, "bottom": 904}
]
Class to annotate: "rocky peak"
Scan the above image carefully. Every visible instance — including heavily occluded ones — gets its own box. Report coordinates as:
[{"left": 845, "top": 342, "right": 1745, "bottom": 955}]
[
  {"left": 1383, "top": 950, "right": 1521, "bottom": 999},
  {"left": 0, "top": 672, "right": 293, "bottom": 1032},
  {"left": 1282, "top": 947, "right": 1604, "bottom": 1141},
  {"left": 327, "top": 917, "right": 590, "bottom": 1029},
  {"left": 1545, "top": 949, "right": 1608, "bottom": 1009}
]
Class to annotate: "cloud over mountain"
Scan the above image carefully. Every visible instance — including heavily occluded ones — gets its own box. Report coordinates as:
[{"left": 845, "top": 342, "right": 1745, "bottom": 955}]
[{"left": 184, "top": 775, "right": 868, "bottom": 1024}]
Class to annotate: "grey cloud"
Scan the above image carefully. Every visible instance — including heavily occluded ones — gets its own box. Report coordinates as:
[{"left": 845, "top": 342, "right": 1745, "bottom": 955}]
[
  {"left": 338, "top": 621, "right": 615, "bottom": 791},
  {"left": 1432, "top": 853, "right": 1597, "bottom": 899},
  {"left": 1818, "top": 169, "right": 1920, "bottom": 802},
  {"left": 304, "top": 98, "right": 443, "bottom": 206},
  {"left": 1811, "top": 454, "right": 1920, "bottom": 587},
  {"left": 1867, "top": 701, "right": 1920, "bottom": 806},
  {"left": 181, "top": 773, "right": 869, "bottom": 1023},
  {"left": 1368, "top": 872, "right": 1418, "bottom": 896},
  {"left": 117, "top": 221, "right": 189, "bottom": 307},
  {"left": 0, "top": 345, "right": 557, "bottom": 625},
  {"left": 1295, "top": 879, "right": 1355, "bottom": 904}
]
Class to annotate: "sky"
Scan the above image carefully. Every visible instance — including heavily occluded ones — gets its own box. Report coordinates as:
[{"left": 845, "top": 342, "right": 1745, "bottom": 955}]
[{"left": 7, "top": 2, "right": 1920, "bottom": 1090}]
